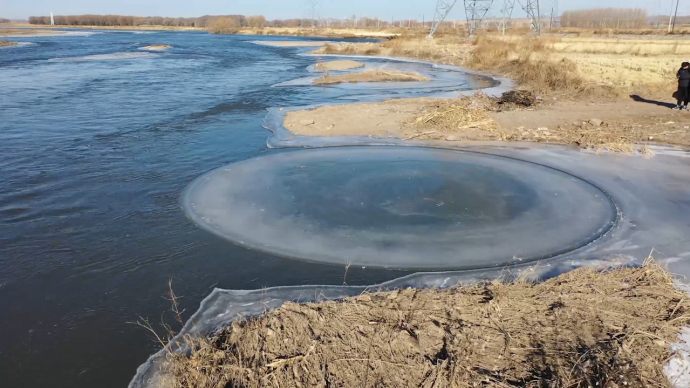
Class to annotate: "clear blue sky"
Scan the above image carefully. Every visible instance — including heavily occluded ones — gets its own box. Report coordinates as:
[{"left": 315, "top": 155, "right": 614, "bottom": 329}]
[{"left": 2, "top": 0, "right": 688, "bottom": 20}]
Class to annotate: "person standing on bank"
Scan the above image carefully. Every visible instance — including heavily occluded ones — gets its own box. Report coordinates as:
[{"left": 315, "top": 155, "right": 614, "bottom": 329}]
[{"left": 675, "top": 62, "right": 690, "bottom": 110}]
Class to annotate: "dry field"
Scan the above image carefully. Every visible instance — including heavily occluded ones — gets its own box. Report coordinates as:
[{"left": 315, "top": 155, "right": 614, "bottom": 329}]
[
  {"left": 161, "top": 261, "right": 689, "bottom": 388},
  {"left": 312, "top": 34, "right": 685, "bottom": 97}
]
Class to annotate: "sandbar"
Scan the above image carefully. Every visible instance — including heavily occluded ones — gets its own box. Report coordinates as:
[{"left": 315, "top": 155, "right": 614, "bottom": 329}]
[
  {"left": 313, "top": 69, "right": 430, "bottom": 85},
  {"left": 141, "top": 44, "right": 171, "bottom": 51},
  {"left": 314, "top": 60, "right": 365, "bottom": 71}
]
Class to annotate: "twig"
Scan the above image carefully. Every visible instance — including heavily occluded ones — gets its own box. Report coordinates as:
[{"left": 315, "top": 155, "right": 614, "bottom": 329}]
[
  {"left": 331, "top": 358, "right": 416, "bottom": 367},
  {"left": 165, "top": 278, "right": 185, "bottom": 325},
  {"left": 404, "top": 130, "right": 436, "bottom": 140}
]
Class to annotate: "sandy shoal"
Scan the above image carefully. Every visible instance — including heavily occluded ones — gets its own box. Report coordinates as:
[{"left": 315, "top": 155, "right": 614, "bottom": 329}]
[
  {"left": 258, "top": 41, "right": 328, "bottom": 47},
  {"left": 313, "top": 69, "right": 429, "bottom": 85},
  {"left": 142, "top": 44, "right": 171, "bottom": 51},
  {"left": 314, "top": 60, "right": 365, "bottom": 71}
]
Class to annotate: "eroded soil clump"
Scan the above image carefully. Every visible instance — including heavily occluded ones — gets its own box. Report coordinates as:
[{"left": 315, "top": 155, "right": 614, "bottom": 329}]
[{"left": 163, "top": 262, "right": 689, "bottom": 388}]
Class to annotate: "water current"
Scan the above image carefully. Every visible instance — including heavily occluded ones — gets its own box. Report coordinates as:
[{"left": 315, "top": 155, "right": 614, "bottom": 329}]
[{"left": 0, "top": 30, "right": 492, "bottom": 387}]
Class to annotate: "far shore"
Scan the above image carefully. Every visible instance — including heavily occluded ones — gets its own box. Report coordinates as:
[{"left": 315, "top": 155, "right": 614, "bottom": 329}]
[
  {"left": 254, "top": 40, "right": 328, "bottom": 47},
  {"left": 0, "top": 28, "right": 72, "bottom": 37},
  {"left": 3, "top": 23, "right": 203, "bottom": 32}
]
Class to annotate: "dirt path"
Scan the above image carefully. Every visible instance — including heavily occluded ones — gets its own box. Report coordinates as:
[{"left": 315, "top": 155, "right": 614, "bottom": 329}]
[
  {"left": 285, "top": 95, "right": 690, "bottom": 147},
  {"left": 492, "top": 97, "right": 680, "bottom": 130}
]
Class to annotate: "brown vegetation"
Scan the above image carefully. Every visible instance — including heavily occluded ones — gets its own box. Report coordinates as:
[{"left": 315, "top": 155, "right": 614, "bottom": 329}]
[
  {"left": 27, "top": 14, "right": 249, "bottom": 28},
  {"left": 313, "top": 69, "right": 429, "bottom": 85},
  {"left": 315, "top": 60, "right": 365, "bottom": 71},
  {"left": 314, "top": 34, "right": 681, "bottom": 98},
  {"left": 403, "top": 93, "right": 669, "bottom": 152},
  {"left": 161, "top": 261, "right": 688, "bottom": 388},
  {"left": 285, "top": 90, "right": 690, "bottom": 151},
  {"left": 561, "top": 8, "right": 648, "bottom": 29},
  {"left": 0, "top": 40, "right": 18, "bottom": 47},
  {"left": 208, "top": 17, "right": 241, "bottom": 35},
  {"left": 247, "top": 15, "right": 267, "bottom": 29}
]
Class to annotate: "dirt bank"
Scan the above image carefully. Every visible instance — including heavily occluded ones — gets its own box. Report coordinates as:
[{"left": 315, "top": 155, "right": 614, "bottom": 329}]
[
  {"left": 239, "top": 27, "right": 401, "bottom": 39},
  {"left": 285, "top": 93, "right": 690, "bottom": 150},
  {"left": 163, "top": 261, "right": 689, "bottom": 388},
  {"left": 5, "top": 23, "right": 203, "bottom": 32},
  {"left": 0, "top": 28, "right": 70, "bottom": 37},
  {"left": 142, "top": 44, "right": 171, "bottom": 51},
  {"left": 314, "top": 60, "right": 364, "bottom": 71},
  {"left": 257, "top": 41, "right": 328, "bottom": 47},
  {"left": 313, "top": 69, "right": 429, "bottom": 85}
]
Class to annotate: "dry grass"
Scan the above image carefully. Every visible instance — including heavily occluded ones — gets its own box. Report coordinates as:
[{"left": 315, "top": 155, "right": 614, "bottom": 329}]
[
  {"left": 314, "top": 60, "right": 364, "bottom": 72},
  {"left": 404, "top": 93, "right": 499, "bottom": 135},
  {"left": 239, "top": 27, "right": 402, "bottom": 38},
  {"left": 559, "top": 27, "right": 690, "bottom": 36},
  {"left": 314, "top": 35, "right": 680, "bottom": 99},
  {"left": 403, "top": 93, "right": 678, "bottom": 153},
  {"left": 313, "top": 69, "right": 429, "bottom": 85},
  {"left": 161, "top": 260, "right": 689, "bottom": 388},
  {"left": 0, "top": 40, "right": 18, "bottom": 47}
]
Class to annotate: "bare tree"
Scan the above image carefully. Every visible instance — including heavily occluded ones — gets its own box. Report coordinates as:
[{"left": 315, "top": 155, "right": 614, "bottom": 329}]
[
  {"left": 248, "top": 15, "right": 267, "bottom": 28},
  {"left": 561, "top": 8, "right": 648, "bottom": 29},
  {"left": 208, "top": 17, "right": 241, "bottom": 34}
]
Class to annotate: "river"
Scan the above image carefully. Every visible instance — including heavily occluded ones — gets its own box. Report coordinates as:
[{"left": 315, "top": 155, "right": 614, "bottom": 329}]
[{"left": 0, "top": 30, "right": 489, "bottom": 387}]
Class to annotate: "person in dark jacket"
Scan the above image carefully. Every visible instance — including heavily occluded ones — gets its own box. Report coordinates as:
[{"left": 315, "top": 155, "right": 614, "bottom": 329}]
[{"left": 675, "top": 62, "right": 690, "bottom": 110}]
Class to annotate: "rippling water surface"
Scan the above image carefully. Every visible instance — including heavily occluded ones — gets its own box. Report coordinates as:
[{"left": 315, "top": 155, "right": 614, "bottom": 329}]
[{"left": 0, "top": 30, "right": 485, "bottom": 387}]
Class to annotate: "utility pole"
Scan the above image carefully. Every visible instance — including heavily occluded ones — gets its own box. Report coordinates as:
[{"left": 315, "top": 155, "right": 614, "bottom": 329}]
[{"left": 668, "top": 0, "right": 680, "bottom": 33}]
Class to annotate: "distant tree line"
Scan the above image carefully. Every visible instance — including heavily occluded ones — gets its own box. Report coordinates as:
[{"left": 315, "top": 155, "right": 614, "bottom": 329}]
[
  {"left": 560, "top": 8, "right": 648, "bottom": 29},
  {"left": 0, "top": 18, "right": 11, "bottom": 23},
  {"left": 26, "top": 13, "right": 431, "bottom": 30},
  {"left": 27, "top": 14, "right": 255, "bottom": 28}
]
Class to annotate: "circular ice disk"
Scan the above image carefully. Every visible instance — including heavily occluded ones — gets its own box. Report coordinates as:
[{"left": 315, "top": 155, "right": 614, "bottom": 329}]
[{"left": 182, "top": 147, "right": 616, "bottom": 269}]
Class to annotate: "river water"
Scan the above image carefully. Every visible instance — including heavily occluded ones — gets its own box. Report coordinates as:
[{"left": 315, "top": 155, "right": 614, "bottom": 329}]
[{"left": 0, "top": 30, "right": 490, "bottom": 387}]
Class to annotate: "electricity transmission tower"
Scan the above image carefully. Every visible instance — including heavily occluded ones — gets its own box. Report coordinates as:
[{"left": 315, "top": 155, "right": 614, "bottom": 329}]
[
  {"left": 302, "top": 0, "right": 320, "bottom": 29},
  {"left": 519, "top": 0, "right": 541, "bottom": 34},
  {"left": 497, "top": 0, "right": 516, "bottom": 35},
  {"left": 428, "top": 0, "right": 497, "bottom": 38},
  {"left": 464, "top": 0, "right": 495, "bottom": 35},
  {"left": 428, "top": 0, "right": 458, "bottom": 38}
]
